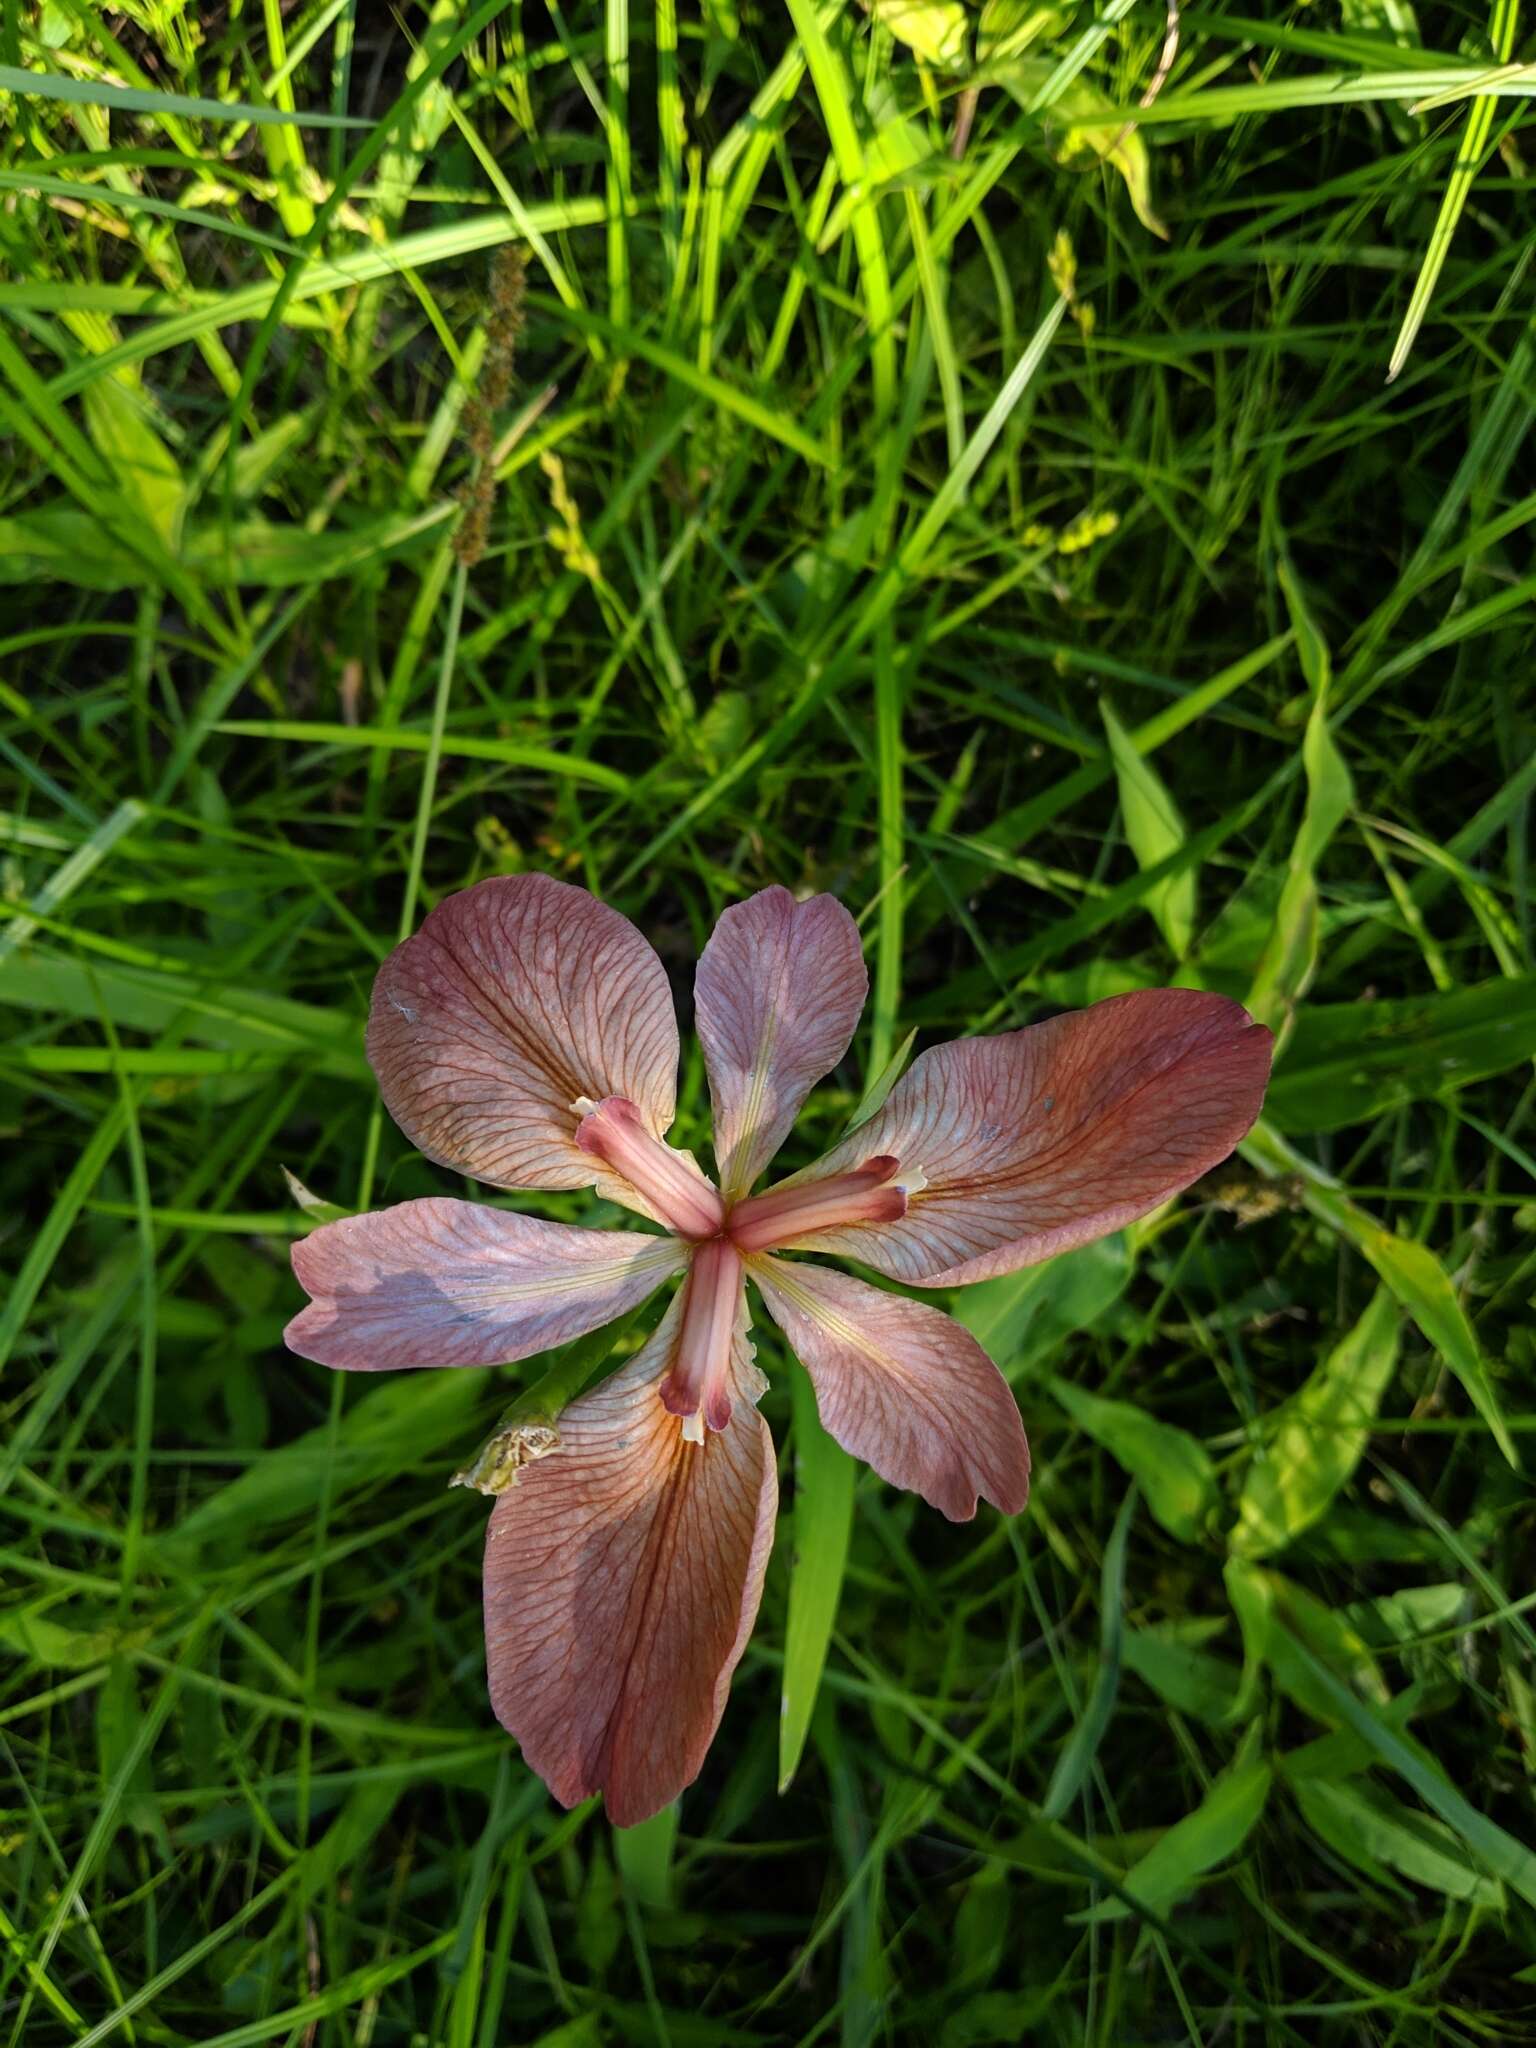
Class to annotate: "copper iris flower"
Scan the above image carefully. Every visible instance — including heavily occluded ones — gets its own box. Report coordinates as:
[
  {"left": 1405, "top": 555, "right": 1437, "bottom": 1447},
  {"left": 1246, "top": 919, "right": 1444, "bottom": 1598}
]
[{"left": 286, "top": 877, "right": 1271, "bottom": 1823}]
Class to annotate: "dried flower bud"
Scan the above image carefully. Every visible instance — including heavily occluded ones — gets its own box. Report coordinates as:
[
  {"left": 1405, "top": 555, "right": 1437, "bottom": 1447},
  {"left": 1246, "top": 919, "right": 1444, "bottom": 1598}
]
[{"left": 451, "top": 1418, "right": 562, "bottom": 1496}]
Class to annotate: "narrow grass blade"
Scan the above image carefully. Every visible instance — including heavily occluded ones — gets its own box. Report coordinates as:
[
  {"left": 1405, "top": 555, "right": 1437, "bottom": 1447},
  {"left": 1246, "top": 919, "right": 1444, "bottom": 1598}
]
[
  {"left": 1075, "top": 1743, "right": 1273, "bottom": 1924},
  {"left": 1042, "top": 1487, "right": 1137, "bottom": 1820},
  {"left": 213, "top": 721, "right": 629, "bottom": 792},
  {"left": 779, "top": 1368, "right": 857, "bottom": 1792},
  {"left": 0, "top": 62, "right": 370, "bottom": 125},
  {"left": 0, "top": 798, "right": 142, "bottom": 959}
]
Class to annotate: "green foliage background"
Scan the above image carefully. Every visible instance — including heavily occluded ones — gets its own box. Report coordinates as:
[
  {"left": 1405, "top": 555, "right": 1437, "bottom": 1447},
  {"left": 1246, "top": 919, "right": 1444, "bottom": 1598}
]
[{"left": 3, "top": 0, "right": 1536, "bottom": 2041}]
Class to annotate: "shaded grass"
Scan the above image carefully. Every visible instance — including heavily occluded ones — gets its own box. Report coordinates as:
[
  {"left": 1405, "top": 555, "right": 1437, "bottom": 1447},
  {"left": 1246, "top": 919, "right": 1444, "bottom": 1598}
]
[{"left": 3, "top": 1, "right": 1536, "bottom": 2043}]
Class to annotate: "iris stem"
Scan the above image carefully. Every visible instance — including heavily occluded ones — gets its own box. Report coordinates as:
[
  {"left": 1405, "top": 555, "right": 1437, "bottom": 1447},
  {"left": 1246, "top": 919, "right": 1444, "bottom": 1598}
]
[
  {"left": 451, "top": 1351, "right": 599, "bottom": 1495},
  {"left": 450, "top": 1303, "right": 652, "bottom": 1495}
]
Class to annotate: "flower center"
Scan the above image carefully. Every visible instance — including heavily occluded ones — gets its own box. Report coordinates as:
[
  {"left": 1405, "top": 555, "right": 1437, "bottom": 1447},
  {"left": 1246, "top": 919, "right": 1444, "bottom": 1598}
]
[
  {"left": 660, "top": 1237, "right": 743, "bottom": 1438},
  {"left": 726, "top": 1156, "right": 909, "bottom": 1255},
  {"left": 574, "top": 1096, "right": 726, "bottom": 1240}
]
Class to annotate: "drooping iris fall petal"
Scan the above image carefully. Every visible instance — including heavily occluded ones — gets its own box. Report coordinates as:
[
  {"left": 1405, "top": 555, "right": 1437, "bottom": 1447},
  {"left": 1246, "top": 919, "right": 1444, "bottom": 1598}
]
[
  {"left": 366, "top": 875, "right": 680, "bottom": 1200},
  {"left": 695, "top": 887, "right": 867, "bottom": 1200},
  {"left": 774, "top": 990, "right": 1272, "bottom": 1286},
  {"left": 483, "top": 1294, "right": 776, "bottom": 1827},
  {"left": 285, "top": 1198, "right": 684, "bottom": 1370},
  {"left": 750, "top": 1257, "right": 1029, "bottom": 1522}
]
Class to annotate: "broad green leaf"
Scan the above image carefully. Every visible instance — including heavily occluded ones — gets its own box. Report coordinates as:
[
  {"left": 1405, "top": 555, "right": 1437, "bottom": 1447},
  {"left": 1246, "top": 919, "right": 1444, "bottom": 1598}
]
[
  {"left": 1222, "top": 1555, "right": 1276, "bottom": 1725},
  {"left": 524, "top": 2023, "right": 604, "bottom": 2048},
  {"left": 1076, "top": 1740, "right": 1273, "bottom": 1922},
  {"left": 1278, "top": 1626, "right": 1536, "bottom": 1912},
  {"left": 303, "top": 1781, "right": 413, "bottom": 1895},
  {"left": 1341, "top": 1583, "right": 1467, "bottom": 1648},
  {"left": 81, "top": 375, "right": 187, "bottom": 552},
  {"left": 998, "top": 62, "right": 1167, "bottom": 237},
  {"left": 0, "top": 1609, "right": 149, "bottom": 1669},
  {"left": 575, "top": 1839, "right": 623, "bottom": 1975},
  {"left": 1243, "top": 1121, "right": 1519, "bottom": 1471},
  {"left": 1264, "top": 974, "right": 1536, "bottom": 1133},
  {"left": 613, "top": 1802, "right": 679, "bottom": 1904},
  {"left": 1294, "top": 1776, "right": 1503, "bottom": 1907},
  {"left": 1272, "top": 1573, "right": 1393, "bottom": 1714},
  {"left": 1358, "top": 1230, "right": 1516, "bottom": 1470},
  {"left": 779, "top": 1367, "right": 856, "bottom": 1791},
  {"left": 1278, "top": 554, "right": 1333, "bottom": 697},
  {"left": 1279, "top": 1683, "right": 1431, "bottom": 1787},
  {"left": 1249, "top": 560, "right": 1353, "bottom": 1037},
  {"left": 1042, "top": 1487, "right": 1137, "bottom": 1819},
  {"left": 188, "top": 515, "right": 443, "bottom": 586},
  {"left": 953, "top": 1861, "right": 1010, "bottom": 1988},
  {"left": 1293, "top": 718, "right": 1351, "bottom": 908},
  {"left": 1232, "top": 1288, "right": 1401, "bottom": 1558},
  {"left": 228, "top": 408, "right": 317, "bottom": 503},
  {"left": 941, "top": 1989, "right": 1059, "bottom": 2048},
  {"left": 1122, "top": 1627, "right": 1242, "bottom": 1726},
  {"left": 1227, "top": 1560, "right": 1391, "bottom": 1726},
  {"left": 955, "top": 1236, "right": 1129, "bottom": 1381},
  {"left": 0, "top": 505, "right": 141, "bottom": 589},
  {"left": 872, "top": 0, "right": 969, "bottom": 68},
  {"left": 1101, "top": 701, "right": 1195, "bottom": 957},
  {"left": 97, "top": 1660, "right": 170, "bottom": 1850},
  {"left": 976, "top": 0, "right": 1068, "bottom": 61},
  {"left": 1051, "top": 1377, "right": 1216, "bottom": 1541}
]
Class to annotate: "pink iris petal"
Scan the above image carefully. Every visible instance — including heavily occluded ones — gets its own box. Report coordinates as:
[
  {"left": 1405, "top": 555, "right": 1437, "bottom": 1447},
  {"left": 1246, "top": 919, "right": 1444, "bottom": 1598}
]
[
  {"left": 695, "top": 886, "right": 867, "bottom": 1200},
  {"left": 285, "top": 1198, "right": 685, "bottom": 1370},
  {"left": 484, "top": 1293, "right": 776, "bottom": 1827},
  {"left": 775, "top": 990, "right": 1273, "bottom": 1286},
  {"left": 728, "top": 1157, "right": 907, "bottom": 1255},
  {"left": 575, "top": 1097, "right": 724, "bottom": 1240},
  {"left": 366, "top": 875, "right": 679, "bottom": 1198},
  {"left": 750, "top": 1256, "right": 1029, "bottom": 1522}
]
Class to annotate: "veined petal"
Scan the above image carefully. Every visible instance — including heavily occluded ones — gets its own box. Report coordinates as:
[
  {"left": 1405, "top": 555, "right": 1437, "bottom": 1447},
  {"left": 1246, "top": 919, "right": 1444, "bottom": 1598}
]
[
  {"left": 484, "top": 1294, "right": 776, "bottom": 1827},
  {"left": 367, "top": 874, "right": 680, "bottom": 1195},
  {"left": 751, "top": 1257, "right": 1029, "bottom": 1522},
  {"left": 781, "top": 990, "right": 1272, "bottom": 1285},
  {"left": 695, "top": 887, "right": 867, "bottom": 1200},
  {"left": 285, "top": 1199, "right": 684, "bottom": 1370}
]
